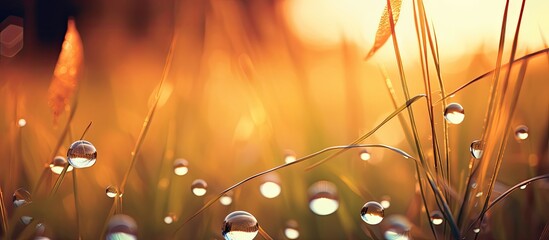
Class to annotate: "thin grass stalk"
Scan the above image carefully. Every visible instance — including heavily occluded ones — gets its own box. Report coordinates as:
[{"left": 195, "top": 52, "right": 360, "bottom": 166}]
[
  {"left": 99, "top": 200, "right": 118, "bottom": 240},
  {"left": 437, "top": 48, "right": 549, "bottom": 104},
  {"left": 49, "top": 164, "right": 70, "bottom": 197},
  {"left": 465, "top": 173, "right": 549, "bottom": 234},
  {"left": 360, "top": 224, "right": 381, "bottom": 240},
  {"left": 380, "top": 66, "right": 438, "bottom": 239},
  {"left": 418, "top": 0, "right": 450, "bottom": 191},
  {"left": 72, "top": 170, "right": 81, "bottom": 240},
  {"left": 412, "top": 0, "right": 444, "bottom": 185},
  {"left": 34, "top": 100, "right": 79, "bottom": 195},
  {"left": 475, "top": 49, "right": 528, "bottom": 239},
  {"left": 0, "top": 187, "right": 8, "bottom": 237},
  {"left": 456, "top": 0, "right": 512, "bottom": 228},
  {"left": 258, "top": 225, "right": 274, "bottom": 240},
  {"left": 118, "top": 32, "right": 177, "bottom": 193},
  {"left": 473, "top": 0, "right": 527, "bottom": 233},
  {"left": 385, "top": 0, "right": 441, "bottom": 238}
]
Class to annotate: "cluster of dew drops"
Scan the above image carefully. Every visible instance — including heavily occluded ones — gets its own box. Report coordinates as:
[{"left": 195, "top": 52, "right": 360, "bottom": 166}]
[{"left": 12, "top": 104, "right": 531, "bottom": 239}]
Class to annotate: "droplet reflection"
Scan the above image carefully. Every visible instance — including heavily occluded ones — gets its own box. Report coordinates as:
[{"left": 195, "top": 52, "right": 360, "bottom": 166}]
[
  {"left": 173, "top": 158, "right": 189, "bottom": 176},
  {"left": 360, "top": 201, "right": 384, "bottom": 225},
  {"left": 308, "top": 181, "right": 339, "bottom": 216},
  {"left": 191, "top": 179, "right": 208, "bottom": 196},
  {"left": 221, "top": 211, "right": 259, "bottom": 240},
  {"left": 106, "top": 214, "right": 138, "bottom": 240},
  {"left": 444, "top": 103, "right": 465, "bottom": 124},
  {"left": 67, "top": 140, "right": 97, "bottom": 168}
]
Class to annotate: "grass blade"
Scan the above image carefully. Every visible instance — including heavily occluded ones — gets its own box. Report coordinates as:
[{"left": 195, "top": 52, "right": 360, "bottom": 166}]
[
  {"left": 118, "top": 32, "right": 178, "bottom": 193},
  {"left": 365, "top": 0, "right": 403, "bottom": 60}
]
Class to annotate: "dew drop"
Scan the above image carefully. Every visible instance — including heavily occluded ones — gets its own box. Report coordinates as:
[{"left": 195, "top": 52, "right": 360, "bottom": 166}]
[
  {"left": 221, "top": 211, "right": 259, "bottom": 240},
  {"left": 383, "top": 215, "right": 411, "bottom": 240},
  {"left": 106, "top": 185, "right": 122, "bottom": 198},
  {"left": 284, "top": 150, "right": 297, "bottom": 164},
  {"left": 475, "top": 192, "right": 483, "bottom": 198},
  {"left": 259, "top": 173, "right": 281, "bottom": 199},
  {"left": 20, "top": 216, "right": 33, "bottom": 225},
  {"left": 67, "top": 140, "right": 97, "bottom": 168},
  {"left": 220, "top": 192, "right": 233, "bottom": 206},
  {"left": 360, "top": 201, "right": 384, "bottom": 225},
  {"left": 284, "top": 220, "right": 300, "bottom": 239},
  {"left": 470, "top": 140, "right": 483, "bottom": 159},
  {"left": 173, "top": 158, "right": 189, "bottom": 176},
  {"left": 49, "top": 156, "right": 74, "bottom": 174},
  {"left": 259, "top": 181, "right": 281, "bottom": 199},
  {"left": 106, "top": 214, "right": 138, "bottom": 240},
  {"left": 514, "top": 125, "right": 529, "bottom": 140},
  {"left": 380, "top": 195, "right": 391, "bottom": 209},
  {"left": 359, "top": 149, "right": 371, "bottom": 161},
  {"left": 444, "top": 103, "right": 465, "bottom": 124},
  {"left": 471, "top": 182, "right": 478, "bottom": 189},
  {"left": 308, "top": 181, "right": 339, "bottom": 216},
  {"left": 163, "top": 213, "right": 177, "bottom": 224},
  {"left": 473, "top": 228, "right": 480, "bottom": 233},
  {"left": 519, "top": 184, "right": 527, "bottom": 190},
  {"left": 430, "top": 211, "right": 444, "bottom": 225},
  {"left": 13, "top": 188, "right": 32, "bottom": 207},
  {"left": 191, "top": 179, "right": 208, "bottom": 196},
  {"left": 18, "top": 118, "right": 26, "bottom": 127}
]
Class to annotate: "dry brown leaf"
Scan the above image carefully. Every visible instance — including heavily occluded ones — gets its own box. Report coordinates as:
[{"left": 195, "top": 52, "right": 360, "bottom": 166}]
[
  {"left": 364, "top": 0, "right": 402, "bottom": 60},
  {"left": 48, "top": 18, "right": 83, "bottom": 121}
]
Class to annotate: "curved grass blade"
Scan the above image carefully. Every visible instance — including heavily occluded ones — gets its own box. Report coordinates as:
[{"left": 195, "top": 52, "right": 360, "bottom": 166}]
[
  {"left": 364, "top": 0, "right": 402, "bottom": 60},
  {"left": 304, "top": 94, "right": 425, "bottom": 171},
  {"left": 174, "top": 144, "right": 418, "bottom": 235},
  {"left": 465, "top": 174, "right": 549, "bottom": 234},
  {"left": 435, "top": 48, "right": 548, "bottom": 105}
]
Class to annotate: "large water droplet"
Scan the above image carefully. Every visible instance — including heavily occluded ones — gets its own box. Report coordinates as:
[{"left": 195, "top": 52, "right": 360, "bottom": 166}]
[
  {"left": 173, "top": 158, "right": 189, "bottom": 176},
  {"left": 106, "top": 214, "right": 138, "bottom": 240},
  {"left": 284, "top": 150, "right": 297, "bottom": 164},
  {"left": 106, "top": 185, "right": 122, "bottom": 198},
  {"left": 13, "top": 188, "right": 32, "bottom": 207},
  {"left": 444, "top": 103, "right": 465, "bottom": 124},
  {"left": 383, "top": 215, "right": 411, "bottom": 240},
  {"left": 360, "top": 201, "right": 384, "bottom": 225},
  {"left": 514, "top": 125, "right": 529, "bottom": 140},
  {"left": 221, "top": 211, "right": 259, "bottom": 240},
  {"left": 49, "top": 156, "right": 74, "bottom": 174},
  {"left": 284, "top": 220, "right": 300, "bottom": 239},
  {"left": 191, "top": 179, "right": 208, "bottom": 196},
  {"left": 163, "top": 213, "right": 177, "bottom": 224},
  {"left": 308, "top": 181, "right": 339, "bottom": 216},
  {"left": 359, "top": 149, "right": 371, "bottom": 161},
  {"left": 430, "top": 211, "right": 444, "bottom": 225},
  {"left": 67, "top": 140, "right": 97, "bottom": 168},
  {"left": 470, "top": 140, "right": 483, "bottom": 159},
  {"left": 380, "top": 195, "right": 391, "bottom": 209}
]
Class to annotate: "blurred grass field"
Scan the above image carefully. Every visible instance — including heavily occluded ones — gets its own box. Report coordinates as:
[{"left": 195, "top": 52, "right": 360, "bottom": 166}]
[{"left": 1, "top": 0, "right": 548, "bottom": 239}]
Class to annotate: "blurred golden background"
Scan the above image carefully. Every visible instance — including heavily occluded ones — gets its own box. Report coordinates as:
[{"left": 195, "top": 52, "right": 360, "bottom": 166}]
[{"left": 1, "top": 0, "right": 548, "bottom": 239}]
